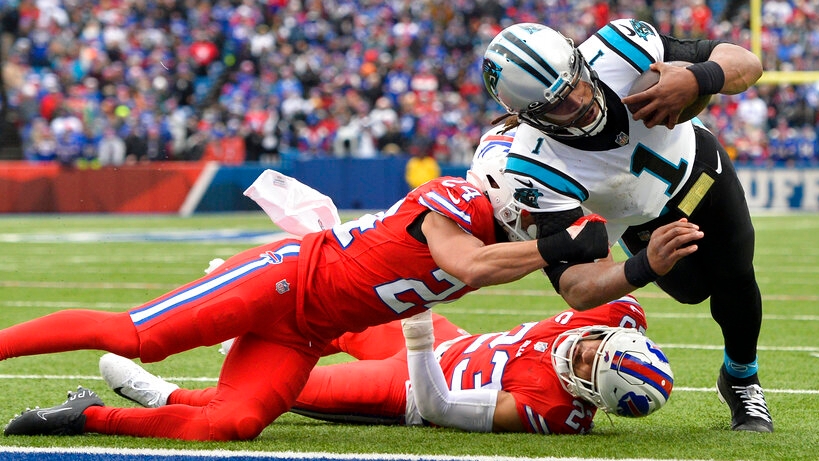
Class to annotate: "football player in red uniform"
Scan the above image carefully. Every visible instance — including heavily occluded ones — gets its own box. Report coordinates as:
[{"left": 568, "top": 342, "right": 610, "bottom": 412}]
[
  {"left": 101, "top": 295, "right": 673, "bottom": 435},
  {"left": 1, "top": 147, "right": 698, "bottom": 440}
]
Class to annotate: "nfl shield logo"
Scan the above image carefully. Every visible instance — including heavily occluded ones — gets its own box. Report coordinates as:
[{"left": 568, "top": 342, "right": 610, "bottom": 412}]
[{"left": 276, "top": 279, "right": 290, "bottom": 294}]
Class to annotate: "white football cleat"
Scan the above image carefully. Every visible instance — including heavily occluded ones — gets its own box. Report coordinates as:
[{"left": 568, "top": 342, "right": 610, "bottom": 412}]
[{"left": 99, "top": 353, "right": 179, "bottom": 408}]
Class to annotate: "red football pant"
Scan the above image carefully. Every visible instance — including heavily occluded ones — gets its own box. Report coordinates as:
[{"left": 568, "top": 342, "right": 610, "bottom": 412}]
[
  {"left": 167, "top": 313, "right": 467, "bottom": 423},
  {"left": 0, "top": 240, "right": 326, "bottom": 441}
]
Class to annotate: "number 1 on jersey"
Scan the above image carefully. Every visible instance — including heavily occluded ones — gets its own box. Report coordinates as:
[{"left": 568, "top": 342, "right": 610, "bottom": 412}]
[{"left": 630, "top": 143, "right": 688, "bottom": 196}]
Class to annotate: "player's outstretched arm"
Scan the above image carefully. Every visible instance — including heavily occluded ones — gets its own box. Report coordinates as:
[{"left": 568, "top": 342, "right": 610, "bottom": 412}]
[
  {"left": 558, "top": 219, "right": 703, "bottom": 309},
  {"left": 423, "top": 212, "right": 607, "bottom": 288},
  {"left": 401, "top": 311, "right": 538, "bottom": 433},
  {"left": 622, "top": 43, "right": 762, "bottom": 129}
]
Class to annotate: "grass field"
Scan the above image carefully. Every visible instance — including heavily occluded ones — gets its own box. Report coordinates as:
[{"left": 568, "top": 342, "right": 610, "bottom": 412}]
[{"left": 0, "top": 212, "right": 817, "bottom": 461}]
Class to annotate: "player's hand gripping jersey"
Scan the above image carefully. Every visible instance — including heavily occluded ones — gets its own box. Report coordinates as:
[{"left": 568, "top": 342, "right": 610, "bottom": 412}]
[
  {"left": 493, "top": 19, "right": 701, "bottom": 243},
  {"left": 432, "top": 296, "right": 648, "bottom": 434},
  {"left": 297, "top": 176, "right": 498, "bottom": 340}
]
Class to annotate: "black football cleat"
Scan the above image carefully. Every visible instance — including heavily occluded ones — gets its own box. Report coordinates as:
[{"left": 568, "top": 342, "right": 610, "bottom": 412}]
[
  {"left": 4, "top": 386, "right": 104, "bottom": 436},
  {"left": 716, "top": 366, "right": 773, "bottom": 432}
]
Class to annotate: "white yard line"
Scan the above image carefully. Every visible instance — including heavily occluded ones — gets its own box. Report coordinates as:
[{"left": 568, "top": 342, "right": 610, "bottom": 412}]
[{"left": 0, "top": 446, "right": 721, "bottom": 461}]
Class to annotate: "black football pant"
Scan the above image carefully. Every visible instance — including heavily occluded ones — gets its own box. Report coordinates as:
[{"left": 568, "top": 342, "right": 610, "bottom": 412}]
[{"left": 621, "top": 126, "right": 762, "bottom": 366}]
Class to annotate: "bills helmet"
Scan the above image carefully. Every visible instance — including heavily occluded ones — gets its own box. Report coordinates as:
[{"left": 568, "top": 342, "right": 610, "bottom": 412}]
[
  {"left": 551, "top": 326, "right": 674, "bottom": 417},
  {"left": 483, "top": 23, "right": 607, "bottom": 138},
  {"left": 466, "top": 140, "right": 533, "bottom": 242}
]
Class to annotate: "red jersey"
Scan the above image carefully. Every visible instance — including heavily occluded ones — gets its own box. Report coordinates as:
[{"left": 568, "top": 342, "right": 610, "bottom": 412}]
[
  {"left": 297, "top": 176, "right": 498, "bottom": 340},
  {"left": 436, "top": 296, "right": 648, "bottom": 434}
]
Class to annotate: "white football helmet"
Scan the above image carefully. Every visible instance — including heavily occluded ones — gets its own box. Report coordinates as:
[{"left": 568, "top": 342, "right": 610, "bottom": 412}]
[
  {"left": 466, "top": 137, "right": 533, "bottom": 242},
  {"left": 551, "top": 326, "right": 674, "bottom": 417},
  {"left": 483, "top": 23, "right": 607, "bottom": 138}
]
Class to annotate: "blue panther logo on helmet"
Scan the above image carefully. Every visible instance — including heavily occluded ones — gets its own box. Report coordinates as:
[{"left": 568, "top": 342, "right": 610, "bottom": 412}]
[
  {"left": 482, "top": 59, "right": 502, "bottom": 100},
  {"left": 630, "top": 19, "right": 655, "bottom": 41},
  {"left": 513, "top": 187, "right": 542, "bottom": 209}
]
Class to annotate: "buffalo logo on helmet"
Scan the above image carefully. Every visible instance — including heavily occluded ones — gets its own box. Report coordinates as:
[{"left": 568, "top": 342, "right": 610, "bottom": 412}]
[
  {"left": 616, "top": 391, "right": 652, "bottom": 417},
  {"left": 609, "top": 348, "right": 674, "bottom": 417}
]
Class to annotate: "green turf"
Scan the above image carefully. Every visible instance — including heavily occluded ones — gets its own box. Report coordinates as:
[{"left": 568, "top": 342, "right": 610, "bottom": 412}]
[{"left": 0, "top": 212, "right": 817, "bottom": 460}]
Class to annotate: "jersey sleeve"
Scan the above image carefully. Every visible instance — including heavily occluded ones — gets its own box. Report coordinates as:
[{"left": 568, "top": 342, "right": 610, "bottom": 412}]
[
  {"left": 661, "top": 34, "right": 725, "bottom": 63},
  {"left": 605, "top": 295, "right": 649, "bottom": 332},
  {"left": 553, "top": 295, "right": 649, "bottom": 332},
  {"left": 579, "top": 18, "right": 666, "bottom": 98},
  {"left": 411, "top": 176, "right": 498, "bottom": 245},
  {"left": 514, "top": 394, "right": 596, "bottom": 435},
  {"left": 476, "top": 126, "right": 516, "bottom": 158}
]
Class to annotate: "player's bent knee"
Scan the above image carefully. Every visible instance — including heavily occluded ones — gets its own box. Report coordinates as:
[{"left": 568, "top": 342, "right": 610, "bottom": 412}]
[
  {"left": 235, "top": 416, "right": 267, "bottom": 440},
  {"left": 138, "top": 340, "right": 169, "bottom": 363},
  {"left": 657, "top": 279, "right": 709, "bottom": 304},
  {"left": 211, "top": 415, "right": 267, "bottom": 441},
  {"left": 669, "top": 291, "right": 709, "bottom": 305}
]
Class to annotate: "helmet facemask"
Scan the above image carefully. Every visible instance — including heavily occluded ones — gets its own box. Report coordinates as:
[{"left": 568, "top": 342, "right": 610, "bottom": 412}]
[
  {"left": 551, "top": 326, "right": 674, "bottom": 417},
  {"left": 519, "top": 52, "right": 608, "bottom": 138},
  {"left": 551, "top": 328, "right": 608, "bottom": 408}
]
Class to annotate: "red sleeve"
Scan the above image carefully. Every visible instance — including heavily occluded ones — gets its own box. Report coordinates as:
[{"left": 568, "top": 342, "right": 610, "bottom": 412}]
[
  {"left": 604, "top": 295, "right": 648, "bottom": 332},
  {"left": 409, "top": 176, "right": 498, "bottom": 245},
  {"left": 514, "top": 390, "right": 597, "bottom": 435}
]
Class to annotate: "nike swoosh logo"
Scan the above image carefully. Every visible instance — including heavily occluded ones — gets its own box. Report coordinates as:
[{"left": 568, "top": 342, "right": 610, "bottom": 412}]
[
  {"left": 715, "top": 150, "right": 722, "bottom": 174},
  {"left": 515, "top": 178, "right": 534, "bottom": 188},
  {"left": 36, "top": 407, "right": 71, "bottom": 421}
]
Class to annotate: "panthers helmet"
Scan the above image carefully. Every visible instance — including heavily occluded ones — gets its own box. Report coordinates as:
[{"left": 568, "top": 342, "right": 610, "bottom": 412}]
[
  {"left": 551, "top": 326, "right": 674, "bottom": 417},
  {"left": 483, "top": 23, "right": 607, "bottom": 138},
  {"left": 466, "top": 139, "right": 533, "bottom": 242}
]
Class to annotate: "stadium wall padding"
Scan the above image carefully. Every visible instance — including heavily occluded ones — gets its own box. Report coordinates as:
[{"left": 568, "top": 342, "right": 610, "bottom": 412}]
[
  {"left": 0, "top": 161, "right": 206, "bottom": 213},
  {"left": 1, "top": 159, "right": 817, "bottom": 213},
  {"left": 183, "top": 156, "right": 468, "bottom": 212}
]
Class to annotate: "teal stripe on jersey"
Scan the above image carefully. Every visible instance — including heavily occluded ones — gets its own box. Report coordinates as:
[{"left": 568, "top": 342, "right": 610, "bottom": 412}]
[
  {"left": 506, "top": 156, "right": 588, "bottom": 202},
  {"left": 597, "top": 25, "right": 653, "bottom": 72}
]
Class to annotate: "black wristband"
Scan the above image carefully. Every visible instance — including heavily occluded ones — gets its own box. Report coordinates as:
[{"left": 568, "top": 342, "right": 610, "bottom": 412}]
[
  {"left": 687, "top": 61, "right": 725, "bottom": 96},
  {"left": 623, "top": 249, "right": 659, "bottom": 288}
]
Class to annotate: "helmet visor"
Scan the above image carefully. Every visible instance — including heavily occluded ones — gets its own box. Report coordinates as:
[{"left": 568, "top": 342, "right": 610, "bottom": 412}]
[{"left": 523, "top": 69, "right": 598, "bottom": 128}]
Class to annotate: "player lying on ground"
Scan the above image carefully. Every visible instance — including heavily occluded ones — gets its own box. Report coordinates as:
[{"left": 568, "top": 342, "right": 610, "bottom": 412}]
[{"left": 101, "top": 295, "right": 672, "bottom": 434}]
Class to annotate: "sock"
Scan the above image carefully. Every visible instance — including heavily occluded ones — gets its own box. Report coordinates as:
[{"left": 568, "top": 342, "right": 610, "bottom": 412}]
[{"left": 724, "top": 351, "right": 758, "bottom": 379}]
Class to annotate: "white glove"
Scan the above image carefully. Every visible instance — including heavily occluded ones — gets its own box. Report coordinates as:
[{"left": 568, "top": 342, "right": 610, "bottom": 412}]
[
  {"left": 204, "top": 258, "right": 226, "bottom": 274},
  {"left": 401, "top": 310, "right": 434, "bottom": 351},
  {"left": 243, "top": 169, "right": 340, "bottom": 236}
]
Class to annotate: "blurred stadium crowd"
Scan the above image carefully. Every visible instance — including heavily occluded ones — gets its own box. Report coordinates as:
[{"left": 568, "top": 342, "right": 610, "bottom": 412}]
[{"left": 0, "top": 0, "right": 817, "bottom": 168}]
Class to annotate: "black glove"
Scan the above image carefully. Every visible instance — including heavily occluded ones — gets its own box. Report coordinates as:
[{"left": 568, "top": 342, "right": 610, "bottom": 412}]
[{"left": 536, "top": 214, "right": 609, "bottom": 266}]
